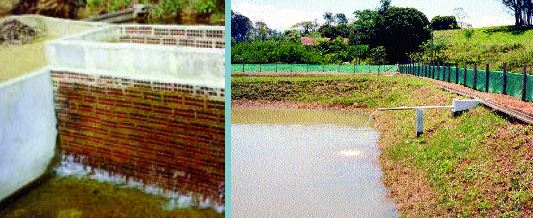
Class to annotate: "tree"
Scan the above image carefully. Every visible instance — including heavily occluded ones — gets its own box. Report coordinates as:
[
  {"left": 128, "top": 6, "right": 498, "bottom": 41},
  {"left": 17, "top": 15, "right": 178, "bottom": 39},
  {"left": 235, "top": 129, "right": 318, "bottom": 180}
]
[
  {"left": 430, "top": 16, "right": 460, "bottom": 30},
  {"left": 231, "top": 11, "right": 253, "bottom": 42},
  {"left": 368, "top": 46, "right": 387, "bottom": 64},
  {"left": 379, "top": 0, "right": 391, "bottom": 14},
  {"left": 375, "top": 7, "right": 431, "bottom": 63},
  {"left": 352, "top": 9, "right": 379, "bottom": 46},
  {"left": 335, "top": 13, "right": 348, "bottom": 25},
  {"left": 253, "top": 21, "right": 272, "bottom": 41},
  {"left": 453, "top": 8, "right": 468, "bottom": 24},
  {"left": 501, "top": 0, "right": 533, "bottom": 26},
  {"left": 323, "top": 12, "right": 335, "bottom": 25},
  {"left": 291, "top": 21, "right": 317, "bottom": 35}
]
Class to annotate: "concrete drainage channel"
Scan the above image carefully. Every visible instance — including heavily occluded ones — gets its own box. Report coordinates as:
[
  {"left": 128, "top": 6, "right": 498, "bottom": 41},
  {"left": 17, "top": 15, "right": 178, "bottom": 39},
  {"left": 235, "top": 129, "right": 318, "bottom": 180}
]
[{"left": 0, "top": 16, "right": 225, "bottom": 212}]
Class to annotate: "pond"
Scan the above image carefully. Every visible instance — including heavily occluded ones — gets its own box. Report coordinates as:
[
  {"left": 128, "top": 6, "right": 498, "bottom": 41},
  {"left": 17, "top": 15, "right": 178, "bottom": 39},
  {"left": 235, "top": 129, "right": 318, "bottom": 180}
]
[{"left": 232, "top": 108, "right": 398, "bottom": 217}]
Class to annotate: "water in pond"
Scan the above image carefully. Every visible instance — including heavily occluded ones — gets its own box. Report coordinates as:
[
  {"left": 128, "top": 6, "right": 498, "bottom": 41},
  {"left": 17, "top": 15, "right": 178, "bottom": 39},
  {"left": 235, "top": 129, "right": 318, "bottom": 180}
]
[{"left": 232, "top": 108, "right": 398, "bottom": 217}]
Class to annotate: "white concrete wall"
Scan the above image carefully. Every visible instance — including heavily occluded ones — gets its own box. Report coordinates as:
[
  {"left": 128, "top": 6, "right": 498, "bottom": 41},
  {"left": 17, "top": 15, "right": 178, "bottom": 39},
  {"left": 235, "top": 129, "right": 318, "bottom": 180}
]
[
  {"left": 0, "top": 68, "right": 57, "bottom": 201},
  {"left": 45, "top": 25, "right": 225, "bottom": 89}
]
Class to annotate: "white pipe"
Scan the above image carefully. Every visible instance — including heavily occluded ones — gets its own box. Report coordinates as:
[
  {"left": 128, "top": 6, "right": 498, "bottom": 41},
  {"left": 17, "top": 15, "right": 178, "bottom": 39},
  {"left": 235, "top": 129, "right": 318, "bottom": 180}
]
[{"left": 377, "top": 105, "right": 453, "bottom": 111}]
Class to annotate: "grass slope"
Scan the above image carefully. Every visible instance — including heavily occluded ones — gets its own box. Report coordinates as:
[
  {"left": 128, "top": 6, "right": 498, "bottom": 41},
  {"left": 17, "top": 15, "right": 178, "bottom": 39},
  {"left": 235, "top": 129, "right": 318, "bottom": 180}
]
[
  {"left": 232, "top": 75, "right": 533, "bottom": 217},
  {"left": 435, "top": 26, "right": 533, "bottom": 72}
]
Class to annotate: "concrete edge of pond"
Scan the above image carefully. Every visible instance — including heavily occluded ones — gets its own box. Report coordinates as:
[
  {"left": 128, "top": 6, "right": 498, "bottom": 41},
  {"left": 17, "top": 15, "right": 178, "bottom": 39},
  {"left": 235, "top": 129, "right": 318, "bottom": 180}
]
[{"left": 0, "top": 68, "right": 57, "bottom": 201}]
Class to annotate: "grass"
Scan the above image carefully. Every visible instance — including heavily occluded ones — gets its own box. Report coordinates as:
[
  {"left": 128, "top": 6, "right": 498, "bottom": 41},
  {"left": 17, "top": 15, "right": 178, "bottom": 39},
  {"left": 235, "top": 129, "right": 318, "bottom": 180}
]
[
  {"left": 232, "top": 74, "right": 533, "bottom": 217},
  {"left": 0, "top": 176, "right": 222, "bottom": 218},
  {"left": 434, "top": 26, "right": 533, "bottom": 72}
]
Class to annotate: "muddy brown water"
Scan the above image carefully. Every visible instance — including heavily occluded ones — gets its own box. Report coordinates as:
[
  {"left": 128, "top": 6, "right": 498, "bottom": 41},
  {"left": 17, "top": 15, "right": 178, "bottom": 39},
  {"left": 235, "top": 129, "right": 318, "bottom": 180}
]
[{"left": 232, "top": 108, "right": 398, "bottom": 217}]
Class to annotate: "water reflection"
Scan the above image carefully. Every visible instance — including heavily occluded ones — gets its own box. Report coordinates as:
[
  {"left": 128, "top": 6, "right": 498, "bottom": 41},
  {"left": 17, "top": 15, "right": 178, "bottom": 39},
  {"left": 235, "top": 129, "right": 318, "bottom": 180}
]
[{"left": 232, "top": 108, "right": 398, "bottom": 218}]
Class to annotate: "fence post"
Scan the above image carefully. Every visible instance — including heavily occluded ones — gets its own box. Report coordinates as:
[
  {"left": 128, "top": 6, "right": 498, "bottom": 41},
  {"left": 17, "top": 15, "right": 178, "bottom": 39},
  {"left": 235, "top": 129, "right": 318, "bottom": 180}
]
[
  {"left": 276, "top": 63, "right": 278, "bottom": 72},
  {"left": 522, "top": 64, "right": 527, "bottom": 101},
  {"left": 473, "top": 63, "right": 477, "bottom": 90},
  {"left": 502, "top": 63, "right": 507, "bottom": 95},
  {"left": 242, "top": 63, "right": 245, "bottom": 72},
  {"left": 485, "top": 63, "right": 490, "bottom": 92},
  {"left": 259, "top": 64, "right": 262, "bottom": 72},
  {"left": 463, "top": 64, "right": 467, "bottom": 86},
  {"left": 418, "top": 63, "right": 421, "bottom": 76},
  {"left": 455, "top": 63, "right": 459, "bottom": 84}
]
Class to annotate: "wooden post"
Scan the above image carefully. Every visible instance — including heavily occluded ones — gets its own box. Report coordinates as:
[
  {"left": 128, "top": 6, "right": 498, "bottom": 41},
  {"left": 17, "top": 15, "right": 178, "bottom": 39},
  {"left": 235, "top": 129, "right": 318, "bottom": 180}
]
[
  {"left": 485, "top": 63, "right": 490, "bottom": 92},
  {"left": 473, "top": 63, "right": 477, "bottom": 90},
  {"left": 242, "top": 63, "right": 245, "bottom": 72},
  {"left": 522, "top": 64, "right": 528, "bottom": 101},
  {"left": 502, "top": 63, "right": 507, "bottom": 95},
  {"left": 463, "top": 64, "right": 467, "bottom": 86},
  {"left": 455, "top": 63, "right": 459, "bottom": 84}
]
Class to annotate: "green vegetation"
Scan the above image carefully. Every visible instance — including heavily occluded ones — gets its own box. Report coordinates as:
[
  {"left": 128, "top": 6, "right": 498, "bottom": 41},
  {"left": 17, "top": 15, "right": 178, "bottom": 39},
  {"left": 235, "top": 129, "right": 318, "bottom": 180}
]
[
  {"left": 425, "top": 26, "right": 533, "bottom": 72},
  {"left": 231, "top": 38, "right": 368, "bottom": 64},
  {"left": 430, "top": 16, "right": 459, "bottom": 30},
  {"left": 194, "top": 0, "right": 216, "bottom": 15},
  {"left": 232, "top": 75, "right": 532, "bottom": 216},
  {"left": 149, "top": 0, "right": 184, "bottom": 22},
  {"left": 232, "top": 0, "right": 431, "bottom": 64},
  {"left": 0, "top": 177, "right": 222, "bottom": 217}
]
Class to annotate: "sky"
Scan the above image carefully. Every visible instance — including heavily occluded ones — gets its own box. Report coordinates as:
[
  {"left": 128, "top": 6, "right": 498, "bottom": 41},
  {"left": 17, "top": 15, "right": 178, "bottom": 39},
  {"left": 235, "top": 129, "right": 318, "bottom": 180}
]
[{"left": 232, "top": 0, "right": 515, "bottom": 30}]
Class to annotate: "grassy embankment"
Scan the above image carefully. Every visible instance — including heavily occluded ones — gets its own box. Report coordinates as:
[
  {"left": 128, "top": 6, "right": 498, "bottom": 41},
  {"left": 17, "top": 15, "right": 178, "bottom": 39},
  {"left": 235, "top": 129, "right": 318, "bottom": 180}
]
[
  {"left": 232, "top": 75, "right": 532, "bottom": 217},
  {"left": 0, "top": 177, "right": 222, "bottom": 218},
  {"left": 435, "top": 26, "right": 533, "bottom": 72}
]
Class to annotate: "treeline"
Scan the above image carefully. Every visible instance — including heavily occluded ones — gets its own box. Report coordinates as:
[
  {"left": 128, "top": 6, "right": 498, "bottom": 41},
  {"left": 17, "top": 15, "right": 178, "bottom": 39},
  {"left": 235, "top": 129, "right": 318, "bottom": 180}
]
[
  {"left": 232, "top": 0, "right": 436, "bottom": 64},
  {"left": 232, "top": 38, "right": 370, "bottom": 64}
]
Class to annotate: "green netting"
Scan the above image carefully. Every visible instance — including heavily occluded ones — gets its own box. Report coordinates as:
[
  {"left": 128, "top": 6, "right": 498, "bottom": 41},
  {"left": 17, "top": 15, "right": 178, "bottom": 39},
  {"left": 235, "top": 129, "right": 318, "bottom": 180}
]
[
  {"left": 488, "top": 71, "right": 504, "bottom": 94},
  {"left": 475, "top": 70, "right": 487, "bottom": 91},
  {"left": 450, "top": 67, "right": 458, "bottom": 83},
  {"left": 527, "top": 74, "right": 533, "bottom": 102},
  {"left": 506, "top": 73, "right": 523, "bottom": 99},
  {"left": 400, "top": 64, "right": 531, "bottom": 102},
  {"left": 464, "top": 69, "right": 474, "bottom": 88},
  {"left": 232, "top": 64, "right": 397, "bottom": 73}
]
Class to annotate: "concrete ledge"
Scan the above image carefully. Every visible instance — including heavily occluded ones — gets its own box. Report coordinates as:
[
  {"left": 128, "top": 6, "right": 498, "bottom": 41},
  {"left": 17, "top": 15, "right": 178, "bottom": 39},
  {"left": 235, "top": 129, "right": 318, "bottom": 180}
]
[{"left": 0, "top": 68, "right": 57, "bottom": 201}]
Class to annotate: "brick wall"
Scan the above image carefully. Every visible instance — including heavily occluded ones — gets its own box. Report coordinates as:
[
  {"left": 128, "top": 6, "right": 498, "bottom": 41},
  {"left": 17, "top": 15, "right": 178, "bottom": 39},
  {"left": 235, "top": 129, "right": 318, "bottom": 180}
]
[
  {"left": 118, "top": 26, "right": 225, "bottom": 49},
  {"left": 51, "top": 71, "right": 225, "bottom": 204}
]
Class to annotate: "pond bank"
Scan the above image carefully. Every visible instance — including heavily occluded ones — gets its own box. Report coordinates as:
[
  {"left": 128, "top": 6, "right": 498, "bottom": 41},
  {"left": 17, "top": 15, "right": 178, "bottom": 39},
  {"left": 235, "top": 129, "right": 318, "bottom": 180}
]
[{"left": 232, "top": 75, "right": 532, "bottom": 217}]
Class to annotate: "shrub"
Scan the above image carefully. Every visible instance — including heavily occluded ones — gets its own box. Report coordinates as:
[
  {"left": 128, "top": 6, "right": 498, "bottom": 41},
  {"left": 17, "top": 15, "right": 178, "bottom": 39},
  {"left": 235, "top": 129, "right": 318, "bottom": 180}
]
[
  {"left": 149, "top": 0, "right": 184, "bottom": 20},
  {"left": 430, "top": 16, "right": 460, "bottom": 30},
  {"left": 194, "top": 0, "right": 216, "bottom": 15},
  {"left": 87, "top": 0, "right": 103, "bottom": 7},
  {"left": 463, "top": 29, "right": 474, "bottom": 39},
  {"left": 107, "top": 0, "right": 131, "bottom": 12}
]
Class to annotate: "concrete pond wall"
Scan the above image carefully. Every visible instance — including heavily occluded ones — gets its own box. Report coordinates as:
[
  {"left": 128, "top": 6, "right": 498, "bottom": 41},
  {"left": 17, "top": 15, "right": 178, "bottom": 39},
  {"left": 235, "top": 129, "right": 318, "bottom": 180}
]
[
  {"left": 46, "top": 24, "right": 225, "bottom": 205},
  {"left": 0, "top": 68, "right": 57, "bottom": 201},
  {"left": 0, "top": 16, "right": 225, "bottom": 208}
]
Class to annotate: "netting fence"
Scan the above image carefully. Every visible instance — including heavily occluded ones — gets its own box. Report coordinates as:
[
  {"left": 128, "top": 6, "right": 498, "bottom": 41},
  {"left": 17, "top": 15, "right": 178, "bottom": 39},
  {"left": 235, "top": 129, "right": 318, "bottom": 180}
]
[
  {"left": 399, "top": 63, "right": 533, "bottom": 102},
  {"left": 231, "top": 64, "right": 397, "bottom": 73}
]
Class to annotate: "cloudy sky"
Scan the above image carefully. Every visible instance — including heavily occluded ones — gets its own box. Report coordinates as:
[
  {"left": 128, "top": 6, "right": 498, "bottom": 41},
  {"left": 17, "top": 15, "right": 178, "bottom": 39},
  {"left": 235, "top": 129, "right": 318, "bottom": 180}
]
[{"left": 232, "top": 0, "right": 515, "bottom": 30}]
